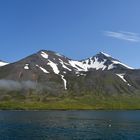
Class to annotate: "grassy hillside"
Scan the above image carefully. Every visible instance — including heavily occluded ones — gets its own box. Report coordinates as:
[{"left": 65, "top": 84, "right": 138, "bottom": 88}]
[{"left": 0, "top": 95, "right": 140, "bottom": 110}]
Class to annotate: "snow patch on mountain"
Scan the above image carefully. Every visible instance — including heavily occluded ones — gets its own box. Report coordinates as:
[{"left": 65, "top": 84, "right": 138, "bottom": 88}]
[
  {"left": 100, "top": 52, "right": 111, "bottom": 57},
  {"left": 60, "top": 75, "right": 67, "bottom": 90},
  {"left": 116, "top": 73, "right": 131, "bottom": 86},
  {"left": 69, "top": 57, "right": 108, "bottom": 71},
  {"left": 107, "top": 64, "right": 114, "bottom": 70},
  {"left": 69, "top": 60, "right": 85, "bottom": 71},
  {"left": 80, "top": 73, "right": 87, "bottom": 76},
  {"left": 82, "top": 57, "right": 107, "bottom": 70},
  {"left": 36, "top": 65, "right": 49, "bottom": 73},
  {"left": 0, "top": 61, "right": 9, "bottom": 67},
  {"left": 41, "top": 51, "right": 48, "bottom": 59},
  {"left": 68, "top": 55, "right": 133, "bottom": 72},
  {"left": 24, "top": 64, "right": 29, "bottom": 70},
  {"left": 48, "top": 60, "right": 59, "bottom": 74},
  {"left": 59, "top": 59, "right": 72, "bottom": 71},
  {"left": 112, "top": 60, "right": 133, "bottom": 69},
  {"left": 55, "top": 53, "right": 62, "bottom": 57}
]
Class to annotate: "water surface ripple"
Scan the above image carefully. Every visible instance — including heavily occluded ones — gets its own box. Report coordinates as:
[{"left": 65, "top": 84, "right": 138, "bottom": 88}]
[{"left": 0, "top": 110, "right": 140, "bottom": 140}]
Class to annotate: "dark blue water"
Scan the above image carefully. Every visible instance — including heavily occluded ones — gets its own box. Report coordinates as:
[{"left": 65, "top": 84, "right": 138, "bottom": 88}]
[{"left": 0, "top": 111, "right": 140, "bottom": 140}]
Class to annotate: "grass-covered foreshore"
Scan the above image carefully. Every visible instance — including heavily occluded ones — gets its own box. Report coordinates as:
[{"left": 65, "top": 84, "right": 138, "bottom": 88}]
[{"left": 0, "top": 95, "right": 140, "bottom": 110}]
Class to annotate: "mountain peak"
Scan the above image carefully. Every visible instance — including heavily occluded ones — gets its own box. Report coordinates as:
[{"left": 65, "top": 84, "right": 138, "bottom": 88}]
[
  {"left": 38, "top": 50, "right": 64, "bottom": 58},
  {"left": 80, "top": 51, "right": 134, "bottom": 71},
  {"left": 99, "top": 52, "right": 112, "bottom": 57},
  {"left": 36, "top": 50, "right": 133, "bottom": 71},
  {"left": 1, "top": 49, "right": 133, "bottom": 76},
  {"left": 38, "top": 50, "right": 55, "bottom": 55}
]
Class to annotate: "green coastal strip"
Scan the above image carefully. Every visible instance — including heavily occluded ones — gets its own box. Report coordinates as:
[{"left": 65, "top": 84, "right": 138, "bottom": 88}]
[{"left": 0, "top": 95, "right": 140, "bottom": 110}]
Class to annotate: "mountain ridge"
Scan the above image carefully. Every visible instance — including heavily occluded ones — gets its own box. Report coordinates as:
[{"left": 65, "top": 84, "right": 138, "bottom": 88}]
[{"left": 0, "top": 50, "right": 134, "bottom": 69}]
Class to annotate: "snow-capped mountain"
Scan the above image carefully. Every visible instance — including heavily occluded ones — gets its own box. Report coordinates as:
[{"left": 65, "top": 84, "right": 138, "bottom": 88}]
[
  {"left": 0, "top": 50, "right": 139, "bottom": 95},
  {"left": 80, "top": 52, "right": 133, "bottom": 71},
  {"left": 0, "top": 60, "right": 9, "bottom": 67},
  {"left": 20, "top": 50, "right": 133, "bottom": 75}
]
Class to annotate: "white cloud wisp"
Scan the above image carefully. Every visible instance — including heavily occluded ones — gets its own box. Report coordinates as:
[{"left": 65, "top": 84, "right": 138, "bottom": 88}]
[{"left": 104, "top": 31, "right": 140, "bottom": 42}]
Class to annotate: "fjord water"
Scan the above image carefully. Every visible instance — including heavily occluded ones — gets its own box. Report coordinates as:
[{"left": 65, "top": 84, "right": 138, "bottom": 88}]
[{"left": 0, "top": 111, "right": 140, "bottom": 140}]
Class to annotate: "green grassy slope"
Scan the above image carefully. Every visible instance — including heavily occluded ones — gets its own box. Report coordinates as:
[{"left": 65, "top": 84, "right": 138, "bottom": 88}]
[{"left": 0, "top": 95, "right": 140, "bottom": 110}]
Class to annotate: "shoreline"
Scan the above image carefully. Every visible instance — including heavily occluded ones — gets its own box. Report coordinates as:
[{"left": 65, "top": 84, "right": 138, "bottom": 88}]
[{"left": 0, "top": 109, "right": 140, "bottom": 111}]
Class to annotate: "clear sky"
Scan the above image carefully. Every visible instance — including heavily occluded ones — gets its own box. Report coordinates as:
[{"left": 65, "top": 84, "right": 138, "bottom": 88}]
[{"left": 0, "top": 0, "right": 140, "bottom": 68}]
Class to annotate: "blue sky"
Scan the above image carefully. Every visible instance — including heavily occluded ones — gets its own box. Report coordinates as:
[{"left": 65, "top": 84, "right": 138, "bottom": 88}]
[{"left": 0, "top": 0, "right": 140, "bottom": 68}]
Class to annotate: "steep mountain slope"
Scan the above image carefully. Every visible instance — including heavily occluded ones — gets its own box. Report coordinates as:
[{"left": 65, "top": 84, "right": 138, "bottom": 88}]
[{"left": 0, "top": 50, "right": 139, "bottom": 96}]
